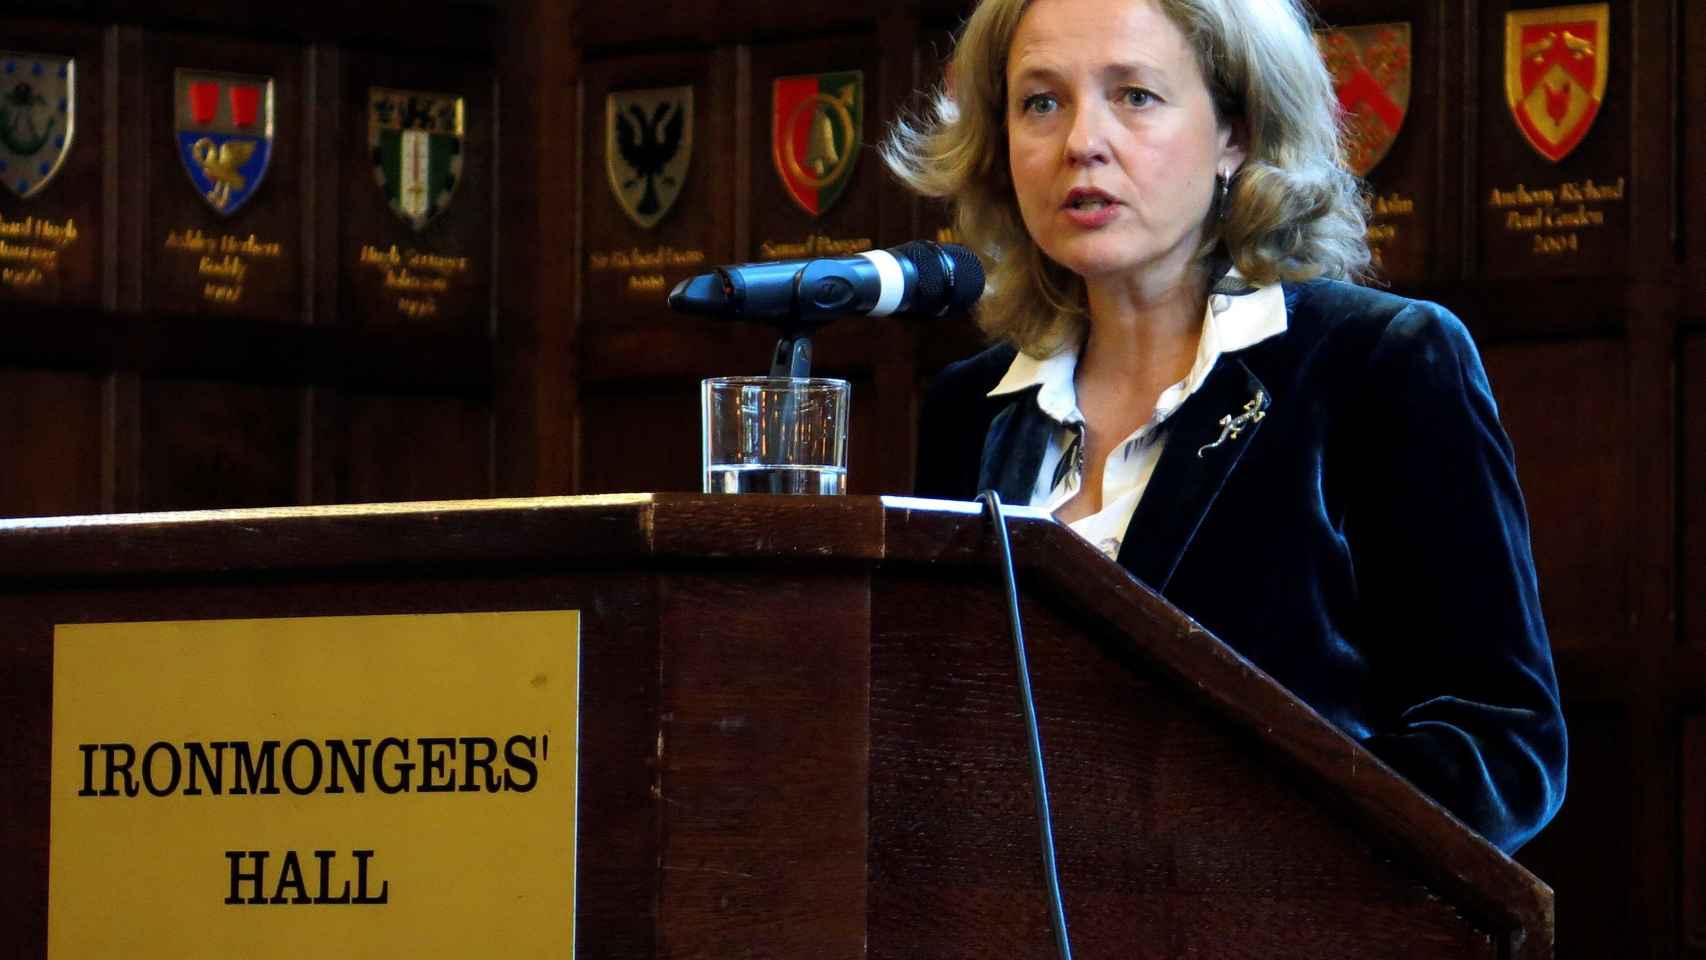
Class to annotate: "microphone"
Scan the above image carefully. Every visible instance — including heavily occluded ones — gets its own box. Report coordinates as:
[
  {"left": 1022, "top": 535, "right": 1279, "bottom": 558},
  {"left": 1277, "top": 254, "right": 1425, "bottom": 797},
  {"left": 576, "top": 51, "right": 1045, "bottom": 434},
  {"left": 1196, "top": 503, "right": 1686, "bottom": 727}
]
[{"left": 667, "top": 240, "right": 985, "bottom": 325}]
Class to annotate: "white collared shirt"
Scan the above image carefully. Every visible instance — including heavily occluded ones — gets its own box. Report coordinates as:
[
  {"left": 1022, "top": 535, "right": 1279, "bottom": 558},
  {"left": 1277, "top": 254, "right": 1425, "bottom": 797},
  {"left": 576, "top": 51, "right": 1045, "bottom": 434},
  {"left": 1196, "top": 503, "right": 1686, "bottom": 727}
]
[{"left": 986, "top": 283, "right": 1289, "bottom": 559}]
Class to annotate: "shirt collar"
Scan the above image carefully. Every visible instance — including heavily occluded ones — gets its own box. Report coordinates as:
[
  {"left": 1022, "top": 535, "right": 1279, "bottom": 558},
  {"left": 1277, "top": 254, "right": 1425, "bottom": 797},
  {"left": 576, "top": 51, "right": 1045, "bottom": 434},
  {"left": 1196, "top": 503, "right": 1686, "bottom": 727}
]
[{"left": 986, "top": 280, "right": 1288, "bottom": 423}]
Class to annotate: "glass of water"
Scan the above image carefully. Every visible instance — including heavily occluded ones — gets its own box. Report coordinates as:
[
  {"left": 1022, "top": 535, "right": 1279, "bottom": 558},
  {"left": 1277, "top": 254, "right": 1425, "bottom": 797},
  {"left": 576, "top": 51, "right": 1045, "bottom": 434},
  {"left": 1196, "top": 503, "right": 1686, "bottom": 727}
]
[{"left": 701, "top": 377, "right": 850, "bottom": 494}]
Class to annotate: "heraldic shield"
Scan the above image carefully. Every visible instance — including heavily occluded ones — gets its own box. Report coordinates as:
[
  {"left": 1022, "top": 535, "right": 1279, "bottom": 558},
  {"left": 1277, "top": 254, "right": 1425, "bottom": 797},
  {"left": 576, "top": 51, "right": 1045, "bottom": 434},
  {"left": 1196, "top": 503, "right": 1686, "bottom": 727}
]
[
  {"left": 370, "top": 88, "right": 464, "bottom": 232},
  {"left": 1317, "top": 24, "right": 1410, "bottom": 178},
  {"left": 0, "top": 52, "right": 74, "bottom": 199},
  {"left": 175, "top": 69, "right": 273, "bottom": 216},
  {"left": 1505, "top": 4, "right": 1609, "bottom": 163},
  {"left": 772, "top": 71, "right": 862, "bottom": 217},
  {"left": 607, "top": 86, "right": 692, "bottom": 230}
]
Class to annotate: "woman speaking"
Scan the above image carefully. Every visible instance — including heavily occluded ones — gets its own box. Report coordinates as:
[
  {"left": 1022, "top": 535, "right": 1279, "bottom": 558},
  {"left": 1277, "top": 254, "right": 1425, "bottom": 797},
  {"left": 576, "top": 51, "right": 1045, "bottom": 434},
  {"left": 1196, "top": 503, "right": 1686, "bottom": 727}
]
[{"left": 887, "top": 0, "right": 1566, "bottom": 852}]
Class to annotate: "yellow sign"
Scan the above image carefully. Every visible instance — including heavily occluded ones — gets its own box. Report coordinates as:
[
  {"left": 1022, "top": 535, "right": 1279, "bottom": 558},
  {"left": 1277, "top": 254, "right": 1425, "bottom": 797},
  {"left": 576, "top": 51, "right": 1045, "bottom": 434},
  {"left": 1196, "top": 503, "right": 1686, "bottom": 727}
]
[{"left": 49, "top": 610, "right": 580, "bottom": 958}]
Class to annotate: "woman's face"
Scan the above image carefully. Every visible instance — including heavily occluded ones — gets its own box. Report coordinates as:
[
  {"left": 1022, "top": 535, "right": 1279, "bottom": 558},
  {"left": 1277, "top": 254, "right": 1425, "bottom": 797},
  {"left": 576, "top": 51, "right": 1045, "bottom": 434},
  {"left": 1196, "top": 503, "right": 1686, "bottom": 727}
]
[{"left": 1005, "top": 0, "right": 1244, "bottom": 292}]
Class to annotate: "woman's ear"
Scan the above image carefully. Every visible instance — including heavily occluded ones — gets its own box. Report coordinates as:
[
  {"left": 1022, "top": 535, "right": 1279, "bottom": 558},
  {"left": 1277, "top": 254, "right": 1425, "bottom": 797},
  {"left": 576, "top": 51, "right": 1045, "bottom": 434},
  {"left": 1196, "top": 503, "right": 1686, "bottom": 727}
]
[{"left": 1218, "top": 117, "right": 1249, "bottom": 174}]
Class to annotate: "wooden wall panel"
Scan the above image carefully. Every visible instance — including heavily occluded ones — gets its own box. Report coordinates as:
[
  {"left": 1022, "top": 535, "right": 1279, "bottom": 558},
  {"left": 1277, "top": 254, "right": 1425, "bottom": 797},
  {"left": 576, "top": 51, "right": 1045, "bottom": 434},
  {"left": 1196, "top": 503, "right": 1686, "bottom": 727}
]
[
  {"left": 0, "top": 21, "right": 104, "bottom": 308},
  {"left": 494, "top": 0, "right": 577, "bottom": 496},
  {"left": 578, "top": 382, "right": 701, "bottom": 494},
  {"left": 136, "top": 378, "right": 300, "bottom": 510},
  {"left": 1473, "top": 1, "right": 1635, "bottom": 282},
  {"left": 1480, "top": 339, "right": 1630, "bottom": 651},
  {"left": 0, "top": 370, "right": 104, "bottom": 516},
  {"left": 1689, "top": 0, "right": 1706, "bottom": 305},
  {"left": 142, "top": 33, "right": 306, "bottom": 320},
  {"left": 338, "top": 391, "right": 492, "bottom": 503},
  {"left": 1685, "top": 713, "right": 1706, "bottom": 956},
  {"left": 1514, "top": 701, "right": 1638, "bottom": 958},
  {"left": 1686, "top": 333, "right": 1706, "bottom": 646}
]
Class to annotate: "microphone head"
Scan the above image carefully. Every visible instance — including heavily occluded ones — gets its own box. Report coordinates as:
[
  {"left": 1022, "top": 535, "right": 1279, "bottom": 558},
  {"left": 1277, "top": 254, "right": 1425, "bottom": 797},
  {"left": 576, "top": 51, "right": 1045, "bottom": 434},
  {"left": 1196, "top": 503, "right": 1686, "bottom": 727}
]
[
  {"left": 894, "top": 241, "right": 985, "bottom": 316},
  {"left": 667, "top": 271, "right": 734, "bottom": 315}
]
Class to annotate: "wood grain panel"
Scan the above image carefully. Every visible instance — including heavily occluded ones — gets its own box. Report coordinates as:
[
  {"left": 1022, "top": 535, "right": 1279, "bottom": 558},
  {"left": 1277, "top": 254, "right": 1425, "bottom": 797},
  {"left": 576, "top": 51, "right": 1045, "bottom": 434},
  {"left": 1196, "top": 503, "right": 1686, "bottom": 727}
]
[
  {"left": 136, "top": 377, "right": 300, "bottom": 510},
  {"left": 1685, "top": 712, "right": 1706, "bottom": 954},
  {"left": 1474, "top": 1, "right": 1634, "bottom": 282},
  {"left": 578, "top": 381, "right": 702, "bottom": 493},
  {"left": 339, "top": 51, "right": 494, "bottom": 334},
  {"left": 338, "top": 391, "right": 492, "bottom": 504},
  {"left": 1481, "top": 338, "right": 1630, "bottom": 651},
  {"left": 870, "top": 574, "right": 1501, "bottom": 959},
  {"left": 493, "top": 0, "right": 578, "bottom": 496},
  {"left": 1514, "top": 701, "right": 1638, "bottom": 959},
  {"left": 657, "top": 571, "right": 869, "bottom": 959},
  {"left": 0, "top": 20, "right": 104, "bottom": 308},
  {"left": 0, "top": 369, "right": 104, "bottom": 516},
  {"left": 1686, "top": 333, "right": 1706, "bottom": 646},
  {"left": 1689, "top": 0, "right": 1706, "bottom": 304}
]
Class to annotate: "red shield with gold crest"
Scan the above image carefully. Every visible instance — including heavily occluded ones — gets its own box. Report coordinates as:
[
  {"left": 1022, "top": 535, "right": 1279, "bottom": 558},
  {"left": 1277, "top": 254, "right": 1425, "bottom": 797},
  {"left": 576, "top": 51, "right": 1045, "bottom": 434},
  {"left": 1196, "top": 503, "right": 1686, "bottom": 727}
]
[
  {"left": 1317, "top": 23, "right": 1410, "bottom": 177},
  {"left": 1505, "top": 4, "right": 1609, "bottom": 163}
]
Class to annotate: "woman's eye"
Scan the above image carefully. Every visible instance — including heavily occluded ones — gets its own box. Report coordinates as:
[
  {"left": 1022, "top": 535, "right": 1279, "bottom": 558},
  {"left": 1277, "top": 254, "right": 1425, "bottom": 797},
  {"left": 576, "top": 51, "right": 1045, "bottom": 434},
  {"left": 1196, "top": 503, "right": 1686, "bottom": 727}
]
[
  {"left": 1020, "top": 93, "right": 1058, "bottom": 115},
  {"left": 1121, "top": 87, "right": 1155, "bottom": 108}
]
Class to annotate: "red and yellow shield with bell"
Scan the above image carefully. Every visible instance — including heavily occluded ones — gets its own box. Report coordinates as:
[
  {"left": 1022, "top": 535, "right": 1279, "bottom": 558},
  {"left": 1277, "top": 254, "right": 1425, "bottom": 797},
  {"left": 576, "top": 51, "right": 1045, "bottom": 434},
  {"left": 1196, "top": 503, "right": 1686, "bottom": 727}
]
[{"left": 1505, "top": 4, "right": 1609, "bottom": 163}]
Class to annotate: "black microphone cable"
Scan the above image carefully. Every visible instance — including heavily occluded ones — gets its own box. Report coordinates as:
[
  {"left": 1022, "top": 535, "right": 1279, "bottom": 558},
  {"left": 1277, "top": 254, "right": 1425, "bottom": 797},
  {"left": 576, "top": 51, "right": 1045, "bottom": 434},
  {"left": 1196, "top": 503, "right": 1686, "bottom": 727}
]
[{"left": 977, "top": 489, "right": 1074, "bottom": 960}]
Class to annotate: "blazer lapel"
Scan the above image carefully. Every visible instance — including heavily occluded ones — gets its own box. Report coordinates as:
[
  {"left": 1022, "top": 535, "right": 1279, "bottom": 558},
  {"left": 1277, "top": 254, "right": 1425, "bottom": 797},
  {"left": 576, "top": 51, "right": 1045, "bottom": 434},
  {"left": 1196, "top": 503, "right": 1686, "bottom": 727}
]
[
  {"left": 1117, "top": 357, "right": 1270, "bottom": 591},
  {"left": 976, "top": 388, "right": 1053, "bottom": 505}
]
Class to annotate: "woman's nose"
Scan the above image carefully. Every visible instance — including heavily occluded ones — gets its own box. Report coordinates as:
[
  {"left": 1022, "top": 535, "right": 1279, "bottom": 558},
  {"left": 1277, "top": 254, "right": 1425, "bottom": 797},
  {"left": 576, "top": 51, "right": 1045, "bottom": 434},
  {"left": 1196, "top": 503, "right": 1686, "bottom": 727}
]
[{"left": 1065, "top": 104, "right": 1110, "bottom": 165}]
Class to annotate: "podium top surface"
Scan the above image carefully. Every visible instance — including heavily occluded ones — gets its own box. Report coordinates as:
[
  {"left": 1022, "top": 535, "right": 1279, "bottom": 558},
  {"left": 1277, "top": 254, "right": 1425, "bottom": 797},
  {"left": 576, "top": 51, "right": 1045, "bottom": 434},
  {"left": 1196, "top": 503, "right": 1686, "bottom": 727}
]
[
  {"left": 0, "top": 493, "right": 1047, "bottom": 576},
  {"left": 0, "top": 493, "right": 1553, "bottom": 947}
]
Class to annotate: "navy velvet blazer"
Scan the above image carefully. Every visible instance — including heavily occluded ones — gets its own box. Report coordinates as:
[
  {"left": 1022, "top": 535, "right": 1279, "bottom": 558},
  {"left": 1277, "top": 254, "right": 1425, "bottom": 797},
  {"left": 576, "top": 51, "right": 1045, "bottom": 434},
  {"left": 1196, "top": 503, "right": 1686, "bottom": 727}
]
[{"left": 915, "top": 278, "right": 1567, "bottom": 853}]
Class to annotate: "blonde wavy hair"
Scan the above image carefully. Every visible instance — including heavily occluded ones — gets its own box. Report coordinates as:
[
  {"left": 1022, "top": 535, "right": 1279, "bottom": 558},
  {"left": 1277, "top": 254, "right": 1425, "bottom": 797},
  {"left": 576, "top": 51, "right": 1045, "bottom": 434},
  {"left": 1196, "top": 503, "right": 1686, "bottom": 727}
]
[{"left": 882, "top": 0, "right": 1370, "bottom": 355}]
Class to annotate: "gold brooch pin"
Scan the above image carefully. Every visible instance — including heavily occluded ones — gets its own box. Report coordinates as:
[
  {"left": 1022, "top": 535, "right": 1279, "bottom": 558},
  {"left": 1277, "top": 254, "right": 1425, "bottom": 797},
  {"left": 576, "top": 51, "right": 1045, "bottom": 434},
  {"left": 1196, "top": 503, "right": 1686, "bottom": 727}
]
[{"left": 1197, "top": 389, "right": 1268, "bottom": 458}]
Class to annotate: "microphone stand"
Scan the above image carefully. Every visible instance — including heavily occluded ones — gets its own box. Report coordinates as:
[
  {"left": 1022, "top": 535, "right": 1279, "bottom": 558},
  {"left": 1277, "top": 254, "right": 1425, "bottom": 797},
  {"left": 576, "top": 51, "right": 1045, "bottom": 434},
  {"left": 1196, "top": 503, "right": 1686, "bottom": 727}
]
[
  {"left": 768, "top": 331, "right": 812, "bottom": 379},
  {"left": 765, "top": 314, "right": 824, "bottom": 493}
]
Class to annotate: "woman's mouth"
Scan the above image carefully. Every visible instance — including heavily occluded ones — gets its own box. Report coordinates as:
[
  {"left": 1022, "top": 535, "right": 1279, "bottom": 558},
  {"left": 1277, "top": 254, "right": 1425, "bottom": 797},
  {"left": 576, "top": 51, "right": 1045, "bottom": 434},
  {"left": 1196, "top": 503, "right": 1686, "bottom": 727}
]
[
  {"left": 1062, "top": 188, "right": 1120, "bottom": 225},
  {"left": 1063, "top": 188, "right": 1117, "bottom": 210}
]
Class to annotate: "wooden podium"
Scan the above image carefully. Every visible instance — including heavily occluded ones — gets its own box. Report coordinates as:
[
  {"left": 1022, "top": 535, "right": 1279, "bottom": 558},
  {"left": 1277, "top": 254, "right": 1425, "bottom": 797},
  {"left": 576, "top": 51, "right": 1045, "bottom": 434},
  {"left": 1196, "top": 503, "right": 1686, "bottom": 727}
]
[{"left": 0, "top": 494, "right": 1551, "bottom": 958}]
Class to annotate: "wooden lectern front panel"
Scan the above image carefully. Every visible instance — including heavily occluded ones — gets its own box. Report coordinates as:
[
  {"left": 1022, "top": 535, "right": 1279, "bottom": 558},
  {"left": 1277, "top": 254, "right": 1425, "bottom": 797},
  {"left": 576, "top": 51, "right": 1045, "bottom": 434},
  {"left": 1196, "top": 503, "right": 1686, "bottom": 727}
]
[
  {"left": 869, "top": 573, "right": 1502, "bottom": 959},
  {"left": 656, "top": 570, "right": 871, "bottom": 959}
]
